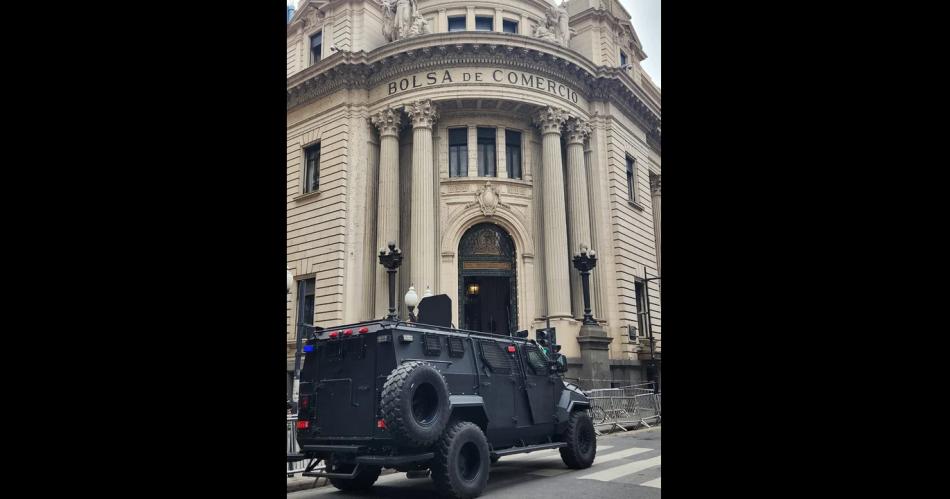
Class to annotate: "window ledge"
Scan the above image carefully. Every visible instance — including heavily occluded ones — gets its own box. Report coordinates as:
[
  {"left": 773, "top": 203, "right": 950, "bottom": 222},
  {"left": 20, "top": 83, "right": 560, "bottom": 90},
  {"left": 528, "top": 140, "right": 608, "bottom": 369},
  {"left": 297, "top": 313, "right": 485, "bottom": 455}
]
[
  {"left": 628, "top": 200, "right": 645, "bottom": 211},
  {"left": 294, "top": 190, "right": 321, "bottom": 202},
  {"left": 442, "top": 176, "right": 531, "bottom": 185}
]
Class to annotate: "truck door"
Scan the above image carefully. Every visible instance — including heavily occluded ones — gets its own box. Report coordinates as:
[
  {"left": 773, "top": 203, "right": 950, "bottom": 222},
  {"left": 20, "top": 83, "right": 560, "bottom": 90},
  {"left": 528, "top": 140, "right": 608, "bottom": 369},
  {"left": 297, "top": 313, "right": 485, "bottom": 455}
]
[
  {"left": 477, "top": 339, "right": 517, "bottom": 444},
  {"left": 315, "top": 334, "right": 376, "bottom": 437},
  {"left": 521, "top": 343, "right": 558, "bottom": 426}
]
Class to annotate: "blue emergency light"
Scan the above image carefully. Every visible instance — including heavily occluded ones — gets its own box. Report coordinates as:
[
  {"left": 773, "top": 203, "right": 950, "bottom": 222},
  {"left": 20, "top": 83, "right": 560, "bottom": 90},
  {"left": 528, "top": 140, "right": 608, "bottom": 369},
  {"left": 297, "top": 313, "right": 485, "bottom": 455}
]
[{"left": 303, "top": 345, "right": 314, "bottom": 353}]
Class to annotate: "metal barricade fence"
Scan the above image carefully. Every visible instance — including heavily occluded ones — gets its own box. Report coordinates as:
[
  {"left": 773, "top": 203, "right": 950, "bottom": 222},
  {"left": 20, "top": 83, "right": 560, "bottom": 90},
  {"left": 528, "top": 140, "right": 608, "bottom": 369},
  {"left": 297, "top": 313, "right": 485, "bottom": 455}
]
[
  {"left": 287, "top": 414, "right": 323, "bottom": 476},
  {"left": 585, "top": 383, "right": 661, "bottom": 434}
]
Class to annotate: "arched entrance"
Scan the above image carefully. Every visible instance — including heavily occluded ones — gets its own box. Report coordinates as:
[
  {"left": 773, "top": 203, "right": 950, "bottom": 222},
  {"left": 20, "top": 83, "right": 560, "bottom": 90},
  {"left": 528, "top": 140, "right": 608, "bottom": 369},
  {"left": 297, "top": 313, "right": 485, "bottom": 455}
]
[{"left": 458, "top": 223, "right": 518, "bottom": 335}]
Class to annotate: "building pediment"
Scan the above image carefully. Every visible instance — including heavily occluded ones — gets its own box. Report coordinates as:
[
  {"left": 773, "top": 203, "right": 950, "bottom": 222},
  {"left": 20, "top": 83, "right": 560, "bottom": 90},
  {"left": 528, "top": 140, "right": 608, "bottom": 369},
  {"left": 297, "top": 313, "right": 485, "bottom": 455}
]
[{"left": 288, "top": 0, "right": 332, "bottom": 33}]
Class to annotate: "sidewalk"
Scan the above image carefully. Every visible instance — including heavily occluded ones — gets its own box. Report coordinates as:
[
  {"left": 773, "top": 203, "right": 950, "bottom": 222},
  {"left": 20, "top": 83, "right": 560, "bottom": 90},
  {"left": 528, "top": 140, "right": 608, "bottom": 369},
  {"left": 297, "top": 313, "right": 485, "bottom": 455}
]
[{"left": 287, "top": 474, "right": 326, "bottom": 493}]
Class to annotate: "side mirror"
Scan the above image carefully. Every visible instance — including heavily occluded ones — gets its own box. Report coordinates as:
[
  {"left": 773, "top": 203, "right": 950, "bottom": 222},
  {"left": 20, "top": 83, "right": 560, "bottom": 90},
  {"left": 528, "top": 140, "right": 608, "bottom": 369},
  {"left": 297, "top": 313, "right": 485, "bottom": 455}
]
[{"left": 554, "top": 354, "right": 568, "bottom": 373}]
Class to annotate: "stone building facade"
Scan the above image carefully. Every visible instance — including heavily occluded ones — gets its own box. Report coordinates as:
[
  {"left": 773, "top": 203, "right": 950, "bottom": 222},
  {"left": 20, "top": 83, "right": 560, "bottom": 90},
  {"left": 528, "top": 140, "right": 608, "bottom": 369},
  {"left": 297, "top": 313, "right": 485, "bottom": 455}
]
[{"left": 286, "top": 0, "right": 661, "bottom": 393}]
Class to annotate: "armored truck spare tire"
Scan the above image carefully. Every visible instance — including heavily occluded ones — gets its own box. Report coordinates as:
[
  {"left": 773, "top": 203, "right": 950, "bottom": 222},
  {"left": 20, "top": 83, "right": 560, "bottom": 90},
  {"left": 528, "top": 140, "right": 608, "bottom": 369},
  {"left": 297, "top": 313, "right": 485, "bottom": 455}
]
[{"left": 381, "top": 361, "right": 450, "bottom": 447}]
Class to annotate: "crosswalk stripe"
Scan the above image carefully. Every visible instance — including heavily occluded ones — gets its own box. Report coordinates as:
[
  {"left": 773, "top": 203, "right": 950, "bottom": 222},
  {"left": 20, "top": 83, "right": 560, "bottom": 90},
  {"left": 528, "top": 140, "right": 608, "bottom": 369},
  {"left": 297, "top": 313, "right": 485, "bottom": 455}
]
[
  {"left": 641, "top": 477, "right": 661, "bottom": 488},
  {"left": 593, "top": 447, "right": 652, "bottom": 464},
  {"left": 578, "top": 455, "right": 661, "bottom": 482}
]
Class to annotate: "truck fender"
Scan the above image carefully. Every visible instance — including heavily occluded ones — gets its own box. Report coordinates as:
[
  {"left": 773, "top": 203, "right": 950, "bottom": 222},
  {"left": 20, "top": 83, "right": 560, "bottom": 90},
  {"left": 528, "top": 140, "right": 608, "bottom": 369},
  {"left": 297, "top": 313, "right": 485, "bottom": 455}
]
[{"left": 448, "top": 395, "right": 489, "bottom": 431}]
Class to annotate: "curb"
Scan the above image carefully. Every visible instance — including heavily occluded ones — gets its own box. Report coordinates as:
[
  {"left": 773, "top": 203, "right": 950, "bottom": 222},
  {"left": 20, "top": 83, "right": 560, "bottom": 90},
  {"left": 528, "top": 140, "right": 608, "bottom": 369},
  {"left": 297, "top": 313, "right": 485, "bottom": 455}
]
[
  {"left": 596, "top": 422, "right": 661, "bottom": 436},
  {"left": 288, "top": 469, "right": 399, "bottom": 494},
  {"left": 287, "top": 476, "right": 323, "bottom": 493}
]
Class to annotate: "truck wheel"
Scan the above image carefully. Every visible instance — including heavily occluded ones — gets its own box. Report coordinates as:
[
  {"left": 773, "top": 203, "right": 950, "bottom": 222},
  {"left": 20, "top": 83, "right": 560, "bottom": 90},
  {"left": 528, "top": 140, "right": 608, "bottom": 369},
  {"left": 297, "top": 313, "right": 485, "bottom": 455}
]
[
  {"left": 432, "top": 421, "right": 491, "bottom": 499},
  {"left": 559, "top": 410, "right": 597, "bottom": 469},
  {"left": 381, "top": 361, "right": 450, "bottom": 447},
  {"left": 327, "top": 463, "right": 382, "bottom": 491}
]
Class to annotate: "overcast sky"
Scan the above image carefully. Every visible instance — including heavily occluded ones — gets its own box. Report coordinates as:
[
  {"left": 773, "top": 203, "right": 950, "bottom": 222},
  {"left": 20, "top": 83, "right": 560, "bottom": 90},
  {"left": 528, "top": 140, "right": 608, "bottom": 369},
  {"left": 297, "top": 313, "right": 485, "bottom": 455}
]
[{"left": 287, "top": 0, "right": 659, "bottom": 86}]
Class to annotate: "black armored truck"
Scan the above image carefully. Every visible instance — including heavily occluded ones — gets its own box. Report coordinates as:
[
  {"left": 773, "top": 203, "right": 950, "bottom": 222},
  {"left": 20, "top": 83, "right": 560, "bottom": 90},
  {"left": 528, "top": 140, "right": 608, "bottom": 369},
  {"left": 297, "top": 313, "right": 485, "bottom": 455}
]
[{"left": 291, "top": 307, "right": 597, "bottom": 498}]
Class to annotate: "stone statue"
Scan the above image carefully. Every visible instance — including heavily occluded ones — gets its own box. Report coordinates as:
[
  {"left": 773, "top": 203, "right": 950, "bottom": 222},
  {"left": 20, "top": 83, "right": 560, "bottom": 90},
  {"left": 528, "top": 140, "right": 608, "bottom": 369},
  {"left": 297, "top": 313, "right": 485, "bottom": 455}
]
[
  {"left": 534, "top": 1, "right": 572, "bottom": 46},
  {"left": 382, "top": 0, "right": 427, "bottom": 41},
  {"left": 556, "top": 1, "right": 571, "bottom": 45},
  {"left": 407, "top": 11, "right": 431, "bottom": 37}
]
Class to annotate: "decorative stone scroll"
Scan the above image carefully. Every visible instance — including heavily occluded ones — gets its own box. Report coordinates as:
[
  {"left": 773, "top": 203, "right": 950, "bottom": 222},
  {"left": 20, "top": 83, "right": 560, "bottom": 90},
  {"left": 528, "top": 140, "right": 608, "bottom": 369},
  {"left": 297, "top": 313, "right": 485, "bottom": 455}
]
[{"left": 467, "top": 181, "right": 509, "bottom": 217}]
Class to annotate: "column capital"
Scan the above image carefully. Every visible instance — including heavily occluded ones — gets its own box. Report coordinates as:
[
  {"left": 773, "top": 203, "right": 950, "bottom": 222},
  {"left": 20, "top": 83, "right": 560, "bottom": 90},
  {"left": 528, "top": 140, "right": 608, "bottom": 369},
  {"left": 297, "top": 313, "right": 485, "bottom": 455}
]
[
  {"left": 565, "top": 118, "right": 592, "bottom": 145},
  {"left": 405, "top": 99, "right": 439, "bottom": 129},
  {"left": 533, "top": 106, "right": 570, "bottom": 135},
  {"left": 650, "top": 174, "right": 661, "bottom": 196},
  {"left": 370, "top": 107, "right": 403, "bottom": 137}
]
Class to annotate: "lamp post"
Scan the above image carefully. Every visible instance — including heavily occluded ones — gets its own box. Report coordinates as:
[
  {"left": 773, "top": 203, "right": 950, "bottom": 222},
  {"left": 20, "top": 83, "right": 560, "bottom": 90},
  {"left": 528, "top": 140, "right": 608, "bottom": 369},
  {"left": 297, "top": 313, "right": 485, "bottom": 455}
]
[
  {"left": 571, "top": 245, "right": 598, "bottom": 326},
  {"left": 377, "top": 241, "right": 403, "bottom": 321},
  {"left": 643, "top": 274, "right": 661, "bottom": 392},
  {"left": 405, "top": 285, "right": 419, "bottom": 322},
  {"left": 288, "top": 267, "right": 301, "bottom": 413}
]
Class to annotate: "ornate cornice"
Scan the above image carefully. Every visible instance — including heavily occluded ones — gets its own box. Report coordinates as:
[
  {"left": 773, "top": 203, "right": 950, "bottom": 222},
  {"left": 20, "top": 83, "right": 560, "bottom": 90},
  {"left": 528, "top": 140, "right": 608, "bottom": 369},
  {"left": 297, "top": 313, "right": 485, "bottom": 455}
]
[
  {"left": 565, "top": 118, "right": 592, "bottom": 145},
  {"left": 405, "top": 99, "right": 439, "bottom": 129},
  {"left": 533, "top": 106, "right": 570, "bottom": 134},
  {"left": 286, "top": 33, "right": 660, "bottom": 136}
]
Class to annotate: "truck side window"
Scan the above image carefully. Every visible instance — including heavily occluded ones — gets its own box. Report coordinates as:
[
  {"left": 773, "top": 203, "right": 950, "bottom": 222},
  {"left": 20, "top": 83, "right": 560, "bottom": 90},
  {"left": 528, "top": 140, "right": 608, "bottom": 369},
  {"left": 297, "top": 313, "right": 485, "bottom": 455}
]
[
  {"left": 478, "top": 340, "right": 512, "bottom": 375},
  {"left": 523, "top": 345, "right": 549, "bottom": 375}
]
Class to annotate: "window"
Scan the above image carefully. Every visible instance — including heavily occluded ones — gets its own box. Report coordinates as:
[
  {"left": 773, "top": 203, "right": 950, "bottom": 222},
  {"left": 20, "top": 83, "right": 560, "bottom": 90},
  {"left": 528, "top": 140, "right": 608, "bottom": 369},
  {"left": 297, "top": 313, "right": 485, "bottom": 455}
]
[
  {"left": 304, "top": 143, "right": 320, "bottom": 193},
  {"left": 448, "top": 128, "right": 468, "bottom": 177},
  {"left": 448, "top": 16, "right": 466, "bottom": 32},
  {"left": 297, "top": 278, "right": 315, "bottom": 328},
  {"left": 634, "top": 279, "right": 648, "bottom": 338},
  {"left": 505, "top": 130, "right": 522, "bottom": 179},
  {"left": 620, "top": 50, "right": 628, "bottom": 67},
  {"left": 626, "top": 155, "right": 638, "bottom": 204},
  {"left": 503, "top": 19, "right": 518, "bottom": 34},
  {"left": 477, "top": 127, "right": 496, "bottom": 177},
  {"left": 523, "top": 345, "right": 549, "bottom": 375},
  {"left": 475, "top": 16, "right": 493, "bottom": 31},
  {"left": 479, "top": 340, "right": 512, "bottom": 375},
  {"left": 310, "top": 31, "right": 322, "bottom": 65}
]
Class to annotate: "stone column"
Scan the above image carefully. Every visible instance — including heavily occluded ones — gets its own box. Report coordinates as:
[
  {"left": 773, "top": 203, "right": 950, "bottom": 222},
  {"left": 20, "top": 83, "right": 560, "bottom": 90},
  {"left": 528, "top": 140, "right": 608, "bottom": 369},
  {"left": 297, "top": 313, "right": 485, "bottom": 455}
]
[
  {"left": 371, "top": 107, "right": 403, "bottom": 317},
  {"left": 564, "top": 118, "right": 593, "bottom": 320},
  {"left": 406, "top": 99, "right": 440, "bottom": 294},
  {"left": 533, "top": 106, "right": 571, "bottom": 319},
  {"left": 651, "top": 174, "right": 661, "bottom": 276}
]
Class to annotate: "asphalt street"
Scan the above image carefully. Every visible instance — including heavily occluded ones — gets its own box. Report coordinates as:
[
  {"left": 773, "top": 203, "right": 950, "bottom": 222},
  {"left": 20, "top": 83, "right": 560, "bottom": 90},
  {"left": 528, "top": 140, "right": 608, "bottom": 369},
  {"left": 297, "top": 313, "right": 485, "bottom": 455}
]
[{"left": 288, "top": 426, "right": 661, "bottom": 498}]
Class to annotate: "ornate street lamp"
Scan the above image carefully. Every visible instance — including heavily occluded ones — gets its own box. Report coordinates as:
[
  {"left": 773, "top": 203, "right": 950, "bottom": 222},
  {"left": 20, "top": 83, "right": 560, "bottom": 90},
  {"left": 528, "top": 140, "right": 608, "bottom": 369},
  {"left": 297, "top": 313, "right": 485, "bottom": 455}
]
[
  {"left": 572, "top": 244, "right": 598, "bottom": 326},
  {"left": 377, "top": 241, "right": 403, "bottom": 321},
  {"left": 405, "top": 285, "right": 419, "bottom": 322}
]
